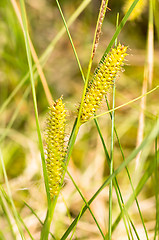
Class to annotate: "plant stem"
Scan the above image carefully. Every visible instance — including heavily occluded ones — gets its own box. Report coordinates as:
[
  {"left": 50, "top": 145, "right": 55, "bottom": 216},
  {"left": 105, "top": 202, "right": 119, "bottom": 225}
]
[
  {"left": 154, "top": 130, "right": 159, "bottom": 240},
  {"left": 40, "top": 197, "right": 58, "bottom": 240},
  {"left": 108, "top": 82, "right": 115, "bottom": 240},
  {"left": 108, "top": 13, "right": 118, "bottom": 239}
]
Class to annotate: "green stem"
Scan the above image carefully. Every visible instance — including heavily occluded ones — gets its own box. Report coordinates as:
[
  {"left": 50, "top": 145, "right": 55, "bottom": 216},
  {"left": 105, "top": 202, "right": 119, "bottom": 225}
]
[
  {"left": 40, "top": 197, "right": 58, "bottom": 240},
  {"left": 154, "top": 130, "right": 159, "bottom": 240},
  {"left": 94, "top": 119, "right": 131, "bottom": 240},
  {"left": 108, "top": 84, "right": 115, "bottom": 240},
  {"left": 108, "top": 13, "right": 118, "bottom": 239},
  {"left": 66, "top": 169, "right": 105, "bottom": 239},
  {"left": 105, "top": 97, "right": 149, "bottom": 239},
  {"left": 19, "top": 0, "right": 50, "bottom": 205},
  {"left": 0, "top": 189, "right": 17, "bottom": 240},
  {"left": 0, "top": 150, "right": 26, "bottom": 239}
]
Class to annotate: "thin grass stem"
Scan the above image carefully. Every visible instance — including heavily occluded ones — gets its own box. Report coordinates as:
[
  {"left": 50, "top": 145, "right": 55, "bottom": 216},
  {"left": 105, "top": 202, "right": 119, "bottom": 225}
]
[
  {"left": 154, "top": 128, "right": 159, "bottom": 239},
  {"left": 0, "top": 185, "right": 34, "bottom": 240},
  {"left": 66, "top": 169, "right": 105, "bottom": 239},
  {"left": 40, "top": 198, "right": 57, "bottom": 240},
  {"left": 108, "top": 13, "right": 119, "bottom": 239},
  {"left": 111, "top": 152, "right": 159, "bottom": 235},
  {"left": 19, "top": 0, "right": 50, "bottom": 206},
  {"left": 105, "top": 97, "right": 149, "bottom": 239},
  {"left": 128, "top": 217, "right": 140, "bottom": 240},
  {"left": 153, "top": 0, "right": 159, "bottom": 41},
  {"left": 0, "top": 232, "right": 6, "bottom": 240},
  {"left": 0, "top": 190, "right": 16, "bottom": 239},
  {"left": 94, "top": 118, "right": 131, "bottom": 240},
  {"left": 0, "top": 150, "right": 26, "bottom": 240},
  {"left": 24, "top": 202, "right": 56, "bottom": 239},
  {"left": 92, "top": 85, "right": 159, "bottom": 120},
  {"left": 55, "top": 0, "right": 86, "bottom": 84}
]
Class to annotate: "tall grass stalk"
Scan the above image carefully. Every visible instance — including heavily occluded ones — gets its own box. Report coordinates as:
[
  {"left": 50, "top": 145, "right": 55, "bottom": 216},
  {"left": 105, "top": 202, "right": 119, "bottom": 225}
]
[
  {"left": 105, "top": 97, "right": 149, "bottom": 239},
  {"left": 19, "top": 0, "right": 50, "bottom": 206},
  {"left": 95, "top": 119, "right": 131, "bottom": 239},
  {"left": 108, "top": 13, "right": 119, "bottom": 240},
  {"left": 154, "top": 132, "right": 159, "bottom": 239}
]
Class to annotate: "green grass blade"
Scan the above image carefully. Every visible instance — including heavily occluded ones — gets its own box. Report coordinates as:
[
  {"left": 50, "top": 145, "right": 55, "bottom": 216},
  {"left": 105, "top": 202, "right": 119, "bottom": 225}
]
[
  {"left": 40, "top": 0, "right": 92, "bottom": 67},
  {"left": 105, "top": 97, "right": 149, "bottom": 239},
  {"left": 122, "top": 207, "right": 134, "bottom": 240},
  {"left": 108, "top": 62, "right": 115, "bottom": 240},
  {"left": 112, "top": 150, "right": 159, "bottom": 234},
  {"left": 153, "top": 0, "right": 159, "bottom": 41},
  {"left": 92, "top": 85, "right": 159, "bottom": 120},
  {"left": 61, "top": 119, "right": 159, "bottom": 239},
  {"left": 19, "top": 0, "right": 50, "bottom": 205},
  {"left": 0, "top": 190, "right": 16, "bottom": 239},
  {"left": 40, "top": 199, "right": 58, "bottom": 240},
  {"left": 129, "top": 217, "right": 140, "bottom": 240},
  {"left": 55, "top": 0, "right": 86, "bottom": 83},
  {"left": 0, "top": 231, "right": 6, "bottom": 240},
  {"left": 24, "top": 202, "right": 56, "bottom": 239},
  {"left": 94, "top": 118, "right": 131, "bottom": 239},
  {"left": 66, "top": 169, "right": 105, "bottom": 239},
  {"left": 108, "top": 13, "right": 119, "bottom": 239},
  {"left": 154, "top": 132, "right": 159, "bottom": 239},
  {"left": 0, "top": 186, "right": 34, "bottom": 240},
  {"left": 69, "top": 204, "right": 85, "bottom": 240},
  {"left": 0, "top": 149, "right": 26, "bottom": 239}
]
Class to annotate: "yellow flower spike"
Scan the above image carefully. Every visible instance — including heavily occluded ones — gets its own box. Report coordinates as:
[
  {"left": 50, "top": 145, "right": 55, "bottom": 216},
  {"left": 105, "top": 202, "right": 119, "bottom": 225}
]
[
  {"left": 80, "top": 43, "right": 127, "bottom": 123},
  {"left": 45, "top": 96, "right": 67, "bottom": 199}
]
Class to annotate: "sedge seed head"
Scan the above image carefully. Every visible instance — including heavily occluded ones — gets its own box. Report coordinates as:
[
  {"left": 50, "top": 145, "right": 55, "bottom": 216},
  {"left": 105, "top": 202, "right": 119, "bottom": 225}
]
[
  {"left": 80, "top": 43, "right": 127, "bottom": 123},
  {"left": 45, "top": 97, "right": 67, "bottom": 199}
]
